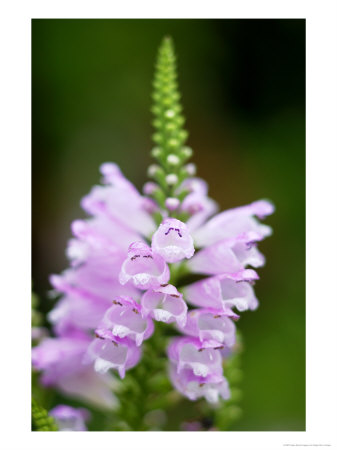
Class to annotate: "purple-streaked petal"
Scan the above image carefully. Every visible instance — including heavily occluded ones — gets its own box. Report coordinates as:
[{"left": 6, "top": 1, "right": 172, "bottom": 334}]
[
  {"left": 167, "top": 337, "right": 223, "bottom": 378},
  {"left": 151, "top": 218, "right": 195, "bottom": 263},
  {"left": 183, "top": 272, "right": 259, "bottom": 313},
  {"left": 177, "top": 309, "right": 236, "bottom": 348},
  {"left": 84, "top": 335, "right": 141, "bottom": 379},
  {"left": 119, "top": 242, "right": 170, "bottom": 290},
  {"left": 141, "top": 284, "right": 187, "bottom": 327},
  {"left": 99, "top": 296, "right": 154, "bottom": 346},
  {"left": 169, "top": 365, "right": 230, "bottom": 403}
]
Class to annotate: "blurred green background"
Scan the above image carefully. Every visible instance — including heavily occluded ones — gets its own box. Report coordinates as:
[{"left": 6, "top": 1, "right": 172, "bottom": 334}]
[{"left": 32, "top": 19, "right": 305, "bottom": 431}]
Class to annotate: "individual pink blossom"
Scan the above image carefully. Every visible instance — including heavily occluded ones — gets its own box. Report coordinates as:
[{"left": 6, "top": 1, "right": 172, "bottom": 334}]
[
  {"left": 169, "top": 365, "right": 230, "bottom": 403},
  {"left": 99, "top": 296, "right": 154, "bottom": 346},
  {"left": 183, "top": 271, "right": 259, "bottom": 314},
  {"left": 186, "top": 231, "right": 265, "bottom": 275},
  {"left": 119, "top": 241, "right": 170, "bottom": 290},
  {"left": 83, "top": 330, "right": 141, "bottom": 379},
  {"left": 151, "top": 218, "right": 195, "bottom": 263},
  {"left": 176, "top": 308, "right": 236, "bottom": 349},
  {"left": 141, "top": 284, "right": 187, "bottom": 327},
  {"left": 192, "top": 199, "right": 274, "bottom": 247},
  {"left": 167, "top": 337, "right": 223, "bottom": 378}
]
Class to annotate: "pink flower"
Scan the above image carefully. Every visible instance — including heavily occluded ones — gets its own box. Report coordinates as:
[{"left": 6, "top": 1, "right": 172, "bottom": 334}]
[
  {"left": 176, "top": 308, "right": 236, "bottom": 349},
  {"left": 183, "top": 272, "right": 259, "bottom": 314},
  {"left": 83, "top": 331, "right": 141, "bottom": 379},
  {"left": 169, "top": 365, "right": 230, "bottom": 403},
  {"left": 99, "top": 296, "right": 154, "bottom": 346},
  {"left": 119, "top": 241, "right": 170, "bottom": 290},
  {"left": 151, "top": 218, "right": 195, "bottom": 263},
  {"left": 187, "top": 231, "right": 265, "bottom": 276},
  {"left": 168, "top": 337, "right": 223, "bottom": 378},
  {"left": 141, "top": 284, "right": 187, "bottom": 327},
  {"left": 192, "top": 199, "right": 274, "bottom": 247}
]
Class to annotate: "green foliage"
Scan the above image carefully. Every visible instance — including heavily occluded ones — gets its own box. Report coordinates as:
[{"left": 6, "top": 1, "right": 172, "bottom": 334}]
[
  {"left": 212, "top": 333, "right": 244, "bottom": 430},
  {"left": 148, "top": 37, "right": 193, "bottom": 210},
  {"left": 111, "top": 324, "right": 175, "bottom": 431},
  {"left": 31, "top": 398, "right": 58, "bottom": 431}
]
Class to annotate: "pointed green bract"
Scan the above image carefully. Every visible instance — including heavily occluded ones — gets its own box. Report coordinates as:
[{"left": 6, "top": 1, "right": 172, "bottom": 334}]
[{"left": 149, "top": 37, "right": 193, "bottom": 207}]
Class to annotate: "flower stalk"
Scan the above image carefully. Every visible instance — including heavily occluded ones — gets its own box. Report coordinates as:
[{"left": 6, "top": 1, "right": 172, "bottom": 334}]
[{"left": 148, "top": 37, "right": 193, "bottom": 213}]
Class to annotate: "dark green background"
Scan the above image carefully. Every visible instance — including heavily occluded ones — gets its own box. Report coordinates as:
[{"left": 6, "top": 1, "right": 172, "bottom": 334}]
[{"left": 32, "top": 19, "right": 305, "bottom": 430}]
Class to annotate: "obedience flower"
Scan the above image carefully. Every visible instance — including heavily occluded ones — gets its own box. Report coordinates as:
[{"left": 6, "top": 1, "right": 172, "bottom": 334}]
[
  {"left": 32, "top": 37, "right": 274, "bottom": 426},
  {"left": 141, "top": 284, "right": 187, "bottom": 327},
  {"left": 119, "top": 242, "right": 170, "bottom": 289},
  {"left": 151, "top": 218, "right": 195, "bottom": 263}
]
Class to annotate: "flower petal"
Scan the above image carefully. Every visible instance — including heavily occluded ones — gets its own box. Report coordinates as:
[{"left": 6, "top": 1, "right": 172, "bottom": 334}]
[
  {"left": 187, "top": 232, "right": 266, "bottom": 275},
  {"left": 151, "top": 218, "right": 195, "bottom": 263},
  {"left": 183, "top": 272, "right": 259, "bottom": 313},
  {"left": 84, "top": 335, "right": 141, "bottom": 379},
  {"left": 99, "top": 296, "right": 154, "bottom": 346},
  {"left": 141, "top": 284, "right": 187, "bottom": 327},
  {"left": 177, "top": 308, "right": 236, "bottom": 348},
  {"left": 81, "top": 163, "right": 156, "bottom": 237},
  {"left": 119, "top": 242, "right": 170, "bottom": 290},
  {"left": 193, "top": 199, "right": 274, "bottom": 247},
  {"left": 169, "top": 365, "right": 230, "bottom": 403}
]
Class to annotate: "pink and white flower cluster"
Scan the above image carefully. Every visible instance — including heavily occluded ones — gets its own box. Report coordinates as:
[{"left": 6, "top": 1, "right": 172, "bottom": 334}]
[{"left": 32, "top": 162, "right": 273, "bottom": 406}]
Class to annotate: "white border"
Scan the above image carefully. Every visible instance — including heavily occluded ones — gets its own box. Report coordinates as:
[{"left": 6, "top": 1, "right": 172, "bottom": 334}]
[{"left": 1, "top": 1, "right": 337, "bottom": 449}]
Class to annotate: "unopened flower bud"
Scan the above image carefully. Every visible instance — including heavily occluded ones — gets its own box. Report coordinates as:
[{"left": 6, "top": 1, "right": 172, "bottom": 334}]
[
  {"left": 181, "top": 146, "right": 193, "bottom": 159},
  {"left": 151, "top": 147, "right": 162, "bottom": 158},
  {"left": 168, "top": 138, "right": 179, "bottom": 149},
  {"left": 165, "top": 197, "right": 180, "bottom": 211},
  {"left": 165, "top": 109, "right": 175, "bottom": 118},
  {"left": 166, "top": 174, "right": 178, "bottom": 185},
  {"left": 148, "top": 164, "right": 160, "bottom": 177},
  {"left": 167, "top": 154, "right": 180, "bottom": 165},
  {"left": 143, "top": 181, "right": 158, "bottom": 195},
  {"left": 185, "top": 163, "right": 196, "bottom": 176}
]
